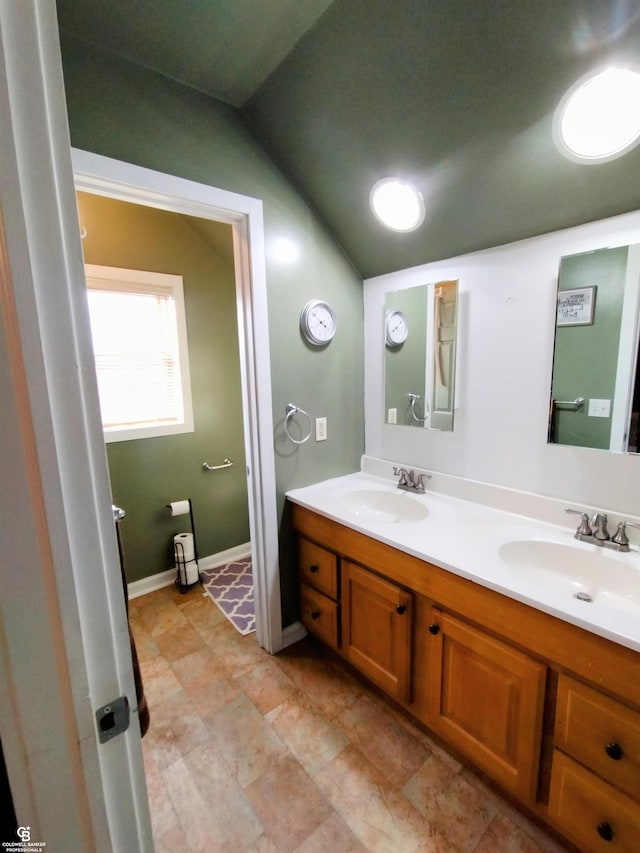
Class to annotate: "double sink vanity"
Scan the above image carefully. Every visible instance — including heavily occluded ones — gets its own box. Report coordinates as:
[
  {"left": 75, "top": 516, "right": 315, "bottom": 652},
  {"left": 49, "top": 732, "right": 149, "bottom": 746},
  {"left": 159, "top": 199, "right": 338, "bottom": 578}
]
[{"left": 287, "top": 465, "right": 640, "bottom": 852}]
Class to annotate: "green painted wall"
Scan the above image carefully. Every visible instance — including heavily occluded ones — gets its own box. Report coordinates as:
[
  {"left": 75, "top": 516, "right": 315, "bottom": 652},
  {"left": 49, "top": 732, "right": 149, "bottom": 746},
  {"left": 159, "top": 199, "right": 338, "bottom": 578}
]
[
  {"left": 60, "top": 34, "right": 365, "bottom": 624},
  {"left": 384, "top": 287, "right": 427, "bottom": 425},
  {"left": 78, "top": 192, "right": 248, "bottom": 582},
  {"left": 552, "top": 247, "right": 628, "bottom": 449}
]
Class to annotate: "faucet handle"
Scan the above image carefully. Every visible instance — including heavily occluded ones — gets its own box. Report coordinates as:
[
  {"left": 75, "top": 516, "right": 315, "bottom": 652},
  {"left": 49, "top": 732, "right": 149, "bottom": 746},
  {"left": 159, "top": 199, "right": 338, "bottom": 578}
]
[
  {"left": 565, "top": 508, "right": 592, "bottom": 536},
  {"left": 612, "top": 521, "right": 640, "bottom": 547},
  {"left": 412, "top": 472, "right": 432, "bottom": 493}
]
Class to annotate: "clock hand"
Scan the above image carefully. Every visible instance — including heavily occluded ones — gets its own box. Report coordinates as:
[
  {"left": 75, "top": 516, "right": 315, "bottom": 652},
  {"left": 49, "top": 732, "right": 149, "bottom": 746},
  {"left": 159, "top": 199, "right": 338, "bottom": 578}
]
[{"left": 312, "top": 309, "right": 328, "bottom": 328}]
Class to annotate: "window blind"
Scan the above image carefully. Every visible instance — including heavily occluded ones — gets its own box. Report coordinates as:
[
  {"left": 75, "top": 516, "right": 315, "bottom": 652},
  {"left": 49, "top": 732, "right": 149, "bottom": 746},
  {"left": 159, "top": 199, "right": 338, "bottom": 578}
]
[{"left": 87, "top": 287, "right": 185, "bottom": 430}]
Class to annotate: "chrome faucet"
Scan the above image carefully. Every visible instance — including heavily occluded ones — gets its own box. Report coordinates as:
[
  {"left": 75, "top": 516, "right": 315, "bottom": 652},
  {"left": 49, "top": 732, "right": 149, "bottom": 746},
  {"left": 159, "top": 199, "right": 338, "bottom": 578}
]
[
  {"left": 393, "top": 466, "right": 431, "bottom": 494},
  {"left": 590, "top": 512, "right": 610, "bottom": 542},
  {"left": 565, "top": 508, "right": 640, "bottom": 552}
]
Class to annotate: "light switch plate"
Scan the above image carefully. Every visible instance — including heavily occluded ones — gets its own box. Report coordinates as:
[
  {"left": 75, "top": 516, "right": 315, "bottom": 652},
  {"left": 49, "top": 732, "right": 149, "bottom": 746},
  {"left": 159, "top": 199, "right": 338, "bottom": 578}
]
[{"left": 588, "top": 399, "right": 611, "bottom": 418}]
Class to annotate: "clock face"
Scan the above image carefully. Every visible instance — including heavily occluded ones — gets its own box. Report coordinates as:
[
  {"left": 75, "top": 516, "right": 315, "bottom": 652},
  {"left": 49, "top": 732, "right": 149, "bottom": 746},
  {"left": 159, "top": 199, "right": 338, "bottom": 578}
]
[
  {"left": 300, "top": 300, "right": 336, "bottom": 345},
  {"left": 386, "top": 310, "right": 408, "bottom": 346}
]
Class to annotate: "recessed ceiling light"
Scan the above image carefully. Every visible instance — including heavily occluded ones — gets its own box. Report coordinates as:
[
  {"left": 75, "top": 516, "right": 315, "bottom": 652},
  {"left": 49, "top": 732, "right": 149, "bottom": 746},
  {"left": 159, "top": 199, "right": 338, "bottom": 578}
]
[
  {"left": 370, "top": 178, "right": 425, "bottom": 231},
  {"left": 554, "top": 66, "right": 640, "bottom": 163}
]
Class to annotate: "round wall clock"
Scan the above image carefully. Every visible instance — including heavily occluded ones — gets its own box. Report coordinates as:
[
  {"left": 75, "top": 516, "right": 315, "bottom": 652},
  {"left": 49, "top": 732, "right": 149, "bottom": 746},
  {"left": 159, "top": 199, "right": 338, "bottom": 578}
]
[
  {"left": 300, "top": 299, "right": 337, "bottom": 345},
  {"left": 385, "top": 309, "right": 408, "bottom": 346}
]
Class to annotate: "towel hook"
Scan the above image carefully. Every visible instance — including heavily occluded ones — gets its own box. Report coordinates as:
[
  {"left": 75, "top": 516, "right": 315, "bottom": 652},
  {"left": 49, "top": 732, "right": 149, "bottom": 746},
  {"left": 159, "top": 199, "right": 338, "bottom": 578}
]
[{"left": 284, "top": 403, "right": 312, "bottom": 444}]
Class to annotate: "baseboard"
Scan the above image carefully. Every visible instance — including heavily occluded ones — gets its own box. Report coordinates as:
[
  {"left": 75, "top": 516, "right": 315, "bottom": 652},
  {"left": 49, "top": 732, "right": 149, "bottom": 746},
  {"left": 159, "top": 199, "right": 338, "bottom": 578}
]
[
  {"left": 280, "top": 621, "right": 307, "bottom": 649},
  {"left": 127, "top": 542, "right": 251, "bottom": 600},
  {"left": 127, "top": 568, "right": 176, "bottom": 600},
  {"left": 197, "top": 542, "right": 251, "bottom": 572}
]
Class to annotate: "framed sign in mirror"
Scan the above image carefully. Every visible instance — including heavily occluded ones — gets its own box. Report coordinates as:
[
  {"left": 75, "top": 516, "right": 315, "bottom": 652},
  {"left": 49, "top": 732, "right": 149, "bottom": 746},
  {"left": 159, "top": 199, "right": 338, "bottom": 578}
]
[{"left": 556, "top": 286, "right": 596, "bottom": 327}]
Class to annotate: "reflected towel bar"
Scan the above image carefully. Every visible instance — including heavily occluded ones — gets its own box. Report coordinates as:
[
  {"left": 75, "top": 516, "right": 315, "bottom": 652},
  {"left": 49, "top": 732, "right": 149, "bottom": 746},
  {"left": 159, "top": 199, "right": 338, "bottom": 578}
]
[
  {"left": 202, "top": 458, "right": 234, "bottom": 471},
  {"left": 553, "top": 396, "right": 585, "bottom": 411}
]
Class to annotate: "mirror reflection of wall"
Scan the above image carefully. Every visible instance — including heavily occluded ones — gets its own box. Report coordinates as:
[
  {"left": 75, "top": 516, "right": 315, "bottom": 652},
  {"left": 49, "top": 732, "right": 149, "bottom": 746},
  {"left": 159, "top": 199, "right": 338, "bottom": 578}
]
[
  {"left": 384, "top": 280, "right": 458, "bottom": 430},
  {"left": 549, "top": 244, "right": 640, "bottom": 453}
]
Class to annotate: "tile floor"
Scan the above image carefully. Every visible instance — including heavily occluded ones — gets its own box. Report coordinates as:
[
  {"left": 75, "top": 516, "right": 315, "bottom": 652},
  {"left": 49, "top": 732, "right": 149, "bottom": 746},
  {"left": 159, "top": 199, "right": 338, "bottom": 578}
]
[{"left": 130, "top": 584, "right": 570, "bottom": 852}]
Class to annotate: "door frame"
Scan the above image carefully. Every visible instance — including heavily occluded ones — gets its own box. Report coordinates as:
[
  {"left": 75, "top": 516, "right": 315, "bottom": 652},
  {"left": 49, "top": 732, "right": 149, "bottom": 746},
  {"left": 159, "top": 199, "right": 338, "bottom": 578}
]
[
  {"left": 72, "top": 149, "right": 282, "bottom": 655},
  {"left": 0, "top": 2, "right": 279, "bottom": 849}
]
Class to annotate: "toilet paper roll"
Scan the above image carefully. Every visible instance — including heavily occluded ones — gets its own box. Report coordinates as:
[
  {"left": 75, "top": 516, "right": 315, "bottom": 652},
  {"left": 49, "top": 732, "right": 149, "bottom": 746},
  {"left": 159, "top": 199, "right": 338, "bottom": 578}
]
[
  {"left": 168, "top": 499, "right": 191, "bottom": 517},
  {"left": 174, "top": 532, "right": 195, "bottom": 563},
  {"left": 177, "top": 558, "right": 199, "bottom": 586}
]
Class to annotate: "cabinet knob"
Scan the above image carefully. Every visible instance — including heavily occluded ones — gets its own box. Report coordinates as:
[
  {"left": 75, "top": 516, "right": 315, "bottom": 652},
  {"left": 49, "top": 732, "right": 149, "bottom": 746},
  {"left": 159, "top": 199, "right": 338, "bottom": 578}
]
[
  {"left": 596, "top": 822, "right": 614, "bottom": 842},
  {"left": 396, "top": 604, "right": 406, "bottom": 615},
  {"left": 605, "top": 742, "right": 623, "bottom": 760},
  {"left": 428, "top": 623, "right": 440, "bottom": 635},
  {"left": 309, "top": 564, "right": 319, "bottom": 573},
  {"left": 311, "top": 610, "right": 320, "bottom": 620}
]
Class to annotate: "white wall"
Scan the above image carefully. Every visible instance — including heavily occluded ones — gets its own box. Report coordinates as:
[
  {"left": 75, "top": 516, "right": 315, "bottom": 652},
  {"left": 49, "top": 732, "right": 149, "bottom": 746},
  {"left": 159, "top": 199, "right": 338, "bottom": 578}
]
[{"left": 364, "top": 210, "right": 640, "bottom": 517}]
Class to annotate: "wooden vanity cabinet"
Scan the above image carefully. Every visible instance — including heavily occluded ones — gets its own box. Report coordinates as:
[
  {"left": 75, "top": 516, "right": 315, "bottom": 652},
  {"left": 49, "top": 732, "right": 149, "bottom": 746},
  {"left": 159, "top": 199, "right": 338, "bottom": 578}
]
[
  {"left": 291, "top": 502, "right": 640, "bottom": 849},
  {"left": 341, "top": 559, "right": 412, "bottom": 703},
  {"left": 426, "top": 607, "right": 546, "bottom": 802}
]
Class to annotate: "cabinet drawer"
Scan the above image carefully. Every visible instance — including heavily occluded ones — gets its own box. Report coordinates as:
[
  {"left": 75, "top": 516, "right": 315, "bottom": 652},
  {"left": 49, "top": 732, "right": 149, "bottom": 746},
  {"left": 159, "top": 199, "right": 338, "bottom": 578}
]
[
  {"left": 300, "top": 583, "right": 339, "bottom": 648},
  {"left": 549, "top": 751, "right": 640, "bottom": 853},
  {"left": 299, "top": 538, "right": 338, "bottom": 599},
  {"left": 555, "top": 674, "right": 640, "bottom": 800}
]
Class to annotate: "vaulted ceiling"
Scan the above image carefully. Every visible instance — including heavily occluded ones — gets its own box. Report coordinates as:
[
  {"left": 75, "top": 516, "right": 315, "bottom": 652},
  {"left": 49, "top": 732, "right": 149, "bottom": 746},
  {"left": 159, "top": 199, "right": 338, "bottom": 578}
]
[{"left": 56, "top": 0, "right": 640, "bottom": 278}]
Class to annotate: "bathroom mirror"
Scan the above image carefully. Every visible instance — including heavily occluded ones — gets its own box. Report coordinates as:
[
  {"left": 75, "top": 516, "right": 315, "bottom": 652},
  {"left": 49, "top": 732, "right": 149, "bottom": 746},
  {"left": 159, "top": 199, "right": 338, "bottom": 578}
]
[
  {"left": 384, "top": 280, "right": 458, "bottom": 430},
  {"left": 548, "top": 244, "right": 640, "bottom": 453}
]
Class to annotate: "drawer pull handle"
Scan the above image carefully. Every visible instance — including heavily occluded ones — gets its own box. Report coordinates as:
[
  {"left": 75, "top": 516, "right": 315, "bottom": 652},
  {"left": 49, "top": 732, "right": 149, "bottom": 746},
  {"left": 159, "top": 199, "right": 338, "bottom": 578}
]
[
  {"left": 311, "top": 610, "right": 321, "bottom": 620},
  {"left": 309, "top": 565, "right": 319, "bottom": 573},
  {"left": 428, "top": 623, "right": 440, "bottom": 635},
  {"left": 605, "top": 742, "right": 623, "bottom": 760},
  {"left": 596, "top": 822, "right": 614, "bottom": 842},
  {"left": 396, "top": 604, "right": 406, "bottom": 615}
]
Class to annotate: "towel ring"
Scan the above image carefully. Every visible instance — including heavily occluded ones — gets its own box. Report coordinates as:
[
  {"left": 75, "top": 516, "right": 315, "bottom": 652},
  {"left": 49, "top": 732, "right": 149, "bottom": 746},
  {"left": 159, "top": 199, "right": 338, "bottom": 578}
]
[
  {"left": 284, "top": 403, "right": 312, "bottom": 444},
  {"left": 408, "top": 392, "right": 428, "bottom": 424}
]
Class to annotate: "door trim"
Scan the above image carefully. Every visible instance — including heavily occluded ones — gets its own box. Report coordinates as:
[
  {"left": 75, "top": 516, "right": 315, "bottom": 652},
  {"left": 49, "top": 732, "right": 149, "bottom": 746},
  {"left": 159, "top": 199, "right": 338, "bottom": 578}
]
[{"left": 71, "top": 148, "right": 282, "bottom": 654}]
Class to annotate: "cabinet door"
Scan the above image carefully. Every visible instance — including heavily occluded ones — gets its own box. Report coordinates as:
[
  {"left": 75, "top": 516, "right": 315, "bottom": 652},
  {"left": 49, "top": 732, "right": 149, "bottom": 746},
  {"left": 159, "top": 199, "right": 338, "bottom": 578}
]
[
  {"left": 427, "top": 607, "right": 545, "bottom": 802},
  {"left": 341, "top": 560, "right": 412, "bottom": 703}
]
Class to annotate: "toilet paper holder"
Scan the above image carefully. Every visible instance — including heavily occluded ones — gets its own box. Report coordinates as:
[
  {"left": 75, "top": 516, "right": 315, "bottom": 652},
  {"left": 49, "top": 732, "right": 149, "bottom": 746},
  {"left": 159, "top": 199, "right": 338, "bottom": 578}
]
[{"left": 166, "top": 497, "right": 200, "bottom": 593}]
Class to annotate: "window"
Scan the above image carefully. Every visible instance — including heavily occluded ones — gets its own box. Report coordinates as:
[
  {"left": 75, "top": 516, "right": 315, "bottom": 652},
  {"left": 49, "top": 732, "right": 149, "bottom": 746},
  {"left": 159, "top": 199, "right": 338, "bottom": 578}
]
[{"left": 85, "top": 264, "right": 194, "bottom": 442}]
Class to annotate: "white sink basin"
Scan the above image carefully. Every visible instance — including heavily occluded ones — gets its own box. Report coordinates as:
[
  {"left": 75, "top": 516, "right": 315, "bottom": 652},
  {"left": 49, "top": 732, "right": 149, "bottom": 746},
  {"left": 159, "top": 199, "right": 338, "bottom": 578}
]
[
  {"left": 498, "top": 540, "right": 640, "bottom": 611},
  {"left": 338, "top": 489, "right": 428, "bottom": 523}
]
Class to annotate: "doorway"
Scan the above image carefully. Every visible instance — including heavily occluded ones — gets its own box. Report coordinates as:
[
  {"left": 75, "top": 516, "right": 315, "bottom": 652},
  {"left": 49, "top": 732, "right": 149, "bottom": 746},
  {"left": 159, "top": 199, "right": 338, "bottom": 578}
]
[
  {"left": 72, "top": 148, "right": 282, "bottom": 653},
  {"left": 78, "top": 191, "right": 253, "bottom": 608}
]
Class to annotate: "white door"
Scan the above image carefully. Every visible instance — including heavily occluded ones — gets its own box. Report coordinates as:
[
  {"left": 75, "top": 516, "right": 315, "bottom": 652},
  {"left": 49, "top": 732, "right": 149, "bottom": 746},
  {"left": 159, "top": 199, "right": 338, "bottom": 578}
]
[{"left": 0, "top": 3, "right": 280, "bottom": 850}]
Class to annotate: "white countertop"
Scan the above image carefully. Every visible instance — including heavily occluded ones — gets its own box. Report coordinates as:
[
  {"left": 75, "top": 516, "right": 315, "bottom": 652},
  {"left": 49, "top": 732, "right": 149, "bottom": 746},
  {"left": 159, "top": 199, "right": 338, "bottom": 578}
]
[{"left": 287, "top": 471, "right": 640, "bottom": 653}]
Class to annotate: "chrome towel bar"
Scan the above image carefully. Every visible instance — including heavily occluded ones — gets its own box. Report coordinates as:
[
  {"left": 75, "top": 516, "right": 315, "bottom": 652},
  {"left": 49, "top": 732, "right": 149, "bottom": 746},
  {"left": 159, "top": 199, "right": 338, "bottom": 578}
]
[
  {"left": 202, "top": 458, "right": 234, "bottom": 471},
  {"left": 553, "top": 396, "right": 585, "bottom": 411}
]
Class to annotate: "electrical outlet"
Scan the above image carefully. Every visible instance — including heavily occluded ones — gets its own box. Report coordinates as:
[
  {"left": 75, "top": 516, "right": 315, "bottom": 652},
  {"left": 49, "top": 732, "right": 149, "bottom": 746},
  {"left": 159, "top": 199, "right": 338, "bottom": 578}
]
[
  {"left": 315, "top": 417, "right": 327, "bottom": 441},
  {"left": 388, "top": 408, "right": 397, "bottom": 424},
  {"left": 588, "top": 399, "right": 611, "bottom": 418}
]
